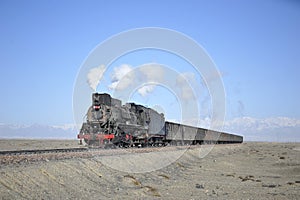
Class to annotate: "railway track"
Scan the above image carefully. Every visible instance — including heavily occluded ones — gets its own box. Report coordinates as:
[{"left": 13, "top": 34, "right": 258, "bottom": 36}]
[
  {"left": 0, "top": 147, "right": 88, "bottom": 156},
  {"left": 0, "top": 144, "right": 191, "bottom": 163},
  {"left": 0, "top": 147, "right": 92, "bottom": 165},
  {"left": 0, "top": 143, "right": 234, "bottom": 156}
]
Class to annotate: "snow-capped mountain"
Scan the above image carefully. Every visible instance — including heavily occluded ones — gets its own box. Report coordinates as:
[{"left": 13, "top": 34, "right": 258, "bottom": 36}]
[
  {"left": 223, "top": 117, "right": 300, "bottom": 142},
  {"left": 0, "top": 123, "right": 78, "bottom": 139}
]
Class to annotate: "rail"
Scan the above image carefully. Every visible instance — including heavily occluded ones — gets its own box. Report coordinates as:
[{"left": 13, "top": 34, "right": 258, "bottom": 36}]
[{"left": 0, "top": 147, "right": 88, "bottom": 156}]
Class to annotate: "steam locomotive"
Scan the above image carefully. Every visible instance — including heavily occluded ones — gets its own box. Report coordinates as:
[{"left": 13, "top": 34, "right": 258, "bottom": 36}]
[{"left": 77, "top": 93, "right": 243, "bottom": 147}]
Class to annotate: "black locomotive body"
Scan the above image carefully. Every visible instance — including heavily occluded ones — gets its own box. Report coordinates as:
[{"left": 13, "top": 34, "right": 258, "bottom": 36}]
[{"left": 77, "top": 93, "right": 243, "bottom": 147}]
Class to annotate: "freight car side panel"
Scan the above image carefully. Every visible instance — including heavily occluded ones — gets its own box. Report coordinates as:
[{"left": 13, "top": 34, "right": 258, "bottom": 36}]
[
  {"left": 218, "top": 133, "right": 243, "bottom": 143},
  {"left": 218, "top": 132, "right": 231, "bottom": 141},
  {"left": 196, "top": 128, "right": 206, "bottom": 141},
  {"left": 165, "top": 121, "right": 243, "bottom": 143},
  {"left": 165, "top": 122, "right": 182, "bottom": 140},
  {"left": 182, "top": 125, "right": 197, "bottom": 140},
  {"left": 204, "top": 130, "right": 221, "bottom": 141},
  {"left": 165, "top": 122, "right": 199, "bottom": 141}
]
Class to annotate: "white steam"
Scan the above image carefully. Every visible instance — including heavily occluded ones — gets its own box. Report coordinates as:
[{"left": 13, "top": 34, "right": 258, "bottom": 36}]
[
  {"left": 139, "top": 63, "right": 165, "bottom": 82},
  {"left": 87, "top": 65, "right": 106, "bottom": 91},
  {"left": 176, "top": 72, "right": 196, "bottom": 100},
  {"left": 137, "top": 63, "right": 165, "bottom": 96},
  {"left": 138, "top": 85, "right": 156, "bottom": 97},
  {"left": 109, "top": 64, "right": 135, "bottom": 90},
  {"left": 109, "top": 63, "right": 165, "bottom": 96}
]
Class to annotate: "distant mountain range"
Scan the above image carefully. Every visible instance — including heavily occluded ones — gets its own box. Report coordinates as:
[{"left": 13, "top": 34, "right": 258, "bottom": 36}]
[
  {"left": 0, "top": 116, "right": 299, "bottom": 142},
  {"left": 223, "top": 117, "right": 300, "bottom": 142},
  {"left": 0, "top": 123, "right": 77, "bottom": 139}
]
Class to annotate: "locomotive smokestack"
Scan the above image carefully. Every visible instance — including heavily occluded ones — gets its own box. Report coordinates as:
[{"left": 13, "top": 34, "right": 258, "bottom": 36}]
[
  {"left": 92, "top": 93, "right": 112, "bottom": 110},
  {"left": 92, "top": 93, "right": 101, "bottom": 110}
]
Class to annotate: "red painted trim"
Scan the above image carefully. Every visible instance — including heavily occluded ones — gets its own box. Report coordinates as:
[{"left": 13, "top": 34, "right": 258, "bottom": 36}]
[
  {"left": 125, "top": 134, "right": 133, "bottom": 140},
  {"left": 77, "top": 134, "right": 91, "bottom": 140},
  {"left": 78, "top": 134, "right": 114, "bottom": 140},
  {"left": 96, "top": 134, "right": 115, "bottom": 140}
]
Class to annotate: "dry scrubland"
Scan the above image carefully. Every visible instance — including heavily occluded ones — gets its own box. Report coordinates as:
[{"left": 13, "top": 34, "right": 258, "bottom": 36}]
[
  {"left": 0, "top": 140, "right": 299, "bottom": 199},
  {"left": 0, "top": 139, "right": 80, "bottom": 151}
]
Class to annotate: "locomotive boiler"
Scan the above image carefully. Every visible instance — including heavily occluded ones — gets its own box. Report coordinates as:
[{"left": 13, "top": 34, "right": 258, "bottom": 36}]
[{"left": 77, "top": 93, "right": 243, "bottom": 147}]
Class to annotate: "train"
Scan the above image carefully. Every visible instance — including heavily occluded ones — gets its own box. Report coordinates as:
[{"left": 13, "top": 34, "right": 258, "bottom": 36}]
[{"left": 77, "top": 93, "right": 243, "bottom": 147}]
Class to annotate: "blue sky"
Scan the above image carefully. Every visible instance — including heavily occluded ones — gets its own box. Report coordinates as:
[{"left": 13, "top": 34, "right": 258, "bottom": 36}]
[{"left": 0, "top": 0, "right": 299, "bottom": 141}]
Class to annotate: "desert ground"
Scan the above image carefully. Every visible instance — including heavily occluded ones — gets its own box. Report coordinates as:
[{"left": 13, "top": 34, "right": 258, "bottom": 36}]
[{"left": 0, "top": 140, "right": 299, "bottom": 199}]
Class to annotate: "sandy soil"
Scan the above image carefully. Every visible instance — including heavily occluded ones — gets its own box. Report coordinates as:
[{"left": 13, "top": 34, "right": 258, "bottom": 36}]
[
  {"left": 0, "top": 141, "right": 299, "bottom": 199},
  {"left": 0, "top": 139, "right": 80, "bottom": 151}
]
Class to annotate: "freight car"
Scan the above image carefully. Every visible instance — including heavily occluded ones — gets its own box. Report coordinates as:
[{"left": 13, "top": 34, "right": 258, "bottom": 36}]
[
  {"left": 77, "top": 93, "right": 243, "bottom": 147},
  {"left": 164, "top": 121, "right": 243, "bottom": 145}
]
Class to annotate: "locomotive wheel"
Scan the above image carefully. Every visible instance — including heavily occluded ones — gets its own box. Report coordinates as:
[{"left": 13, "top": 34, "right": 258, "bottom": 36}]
[
  {"left": 103, "top": 139, "right": 113, "bottom": 149},
  {"left": 84, "top": 139, "right": 93, "bottom": 145},
  {"left": 84, "top": 139, "right": 102, "bottom": 146},
  {"left": 103, "top": 139, "right": 109, "bottom": 144}
]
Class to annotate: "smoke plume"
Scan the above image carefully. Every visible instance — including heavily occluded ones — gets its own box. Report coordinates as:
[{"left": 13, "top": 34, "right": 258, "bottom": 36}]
[
  {"left": 138, "top": 85, "right": 156, "bottom": 97},
  {"left": 137, "top": 63, "right": 165, "bottom": 96},
  {"left": 87, "top": 65, "right": 106, "bottom": 91},
  {"left": 109, "top": 64, "right": 135, "bottom": 90}
]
